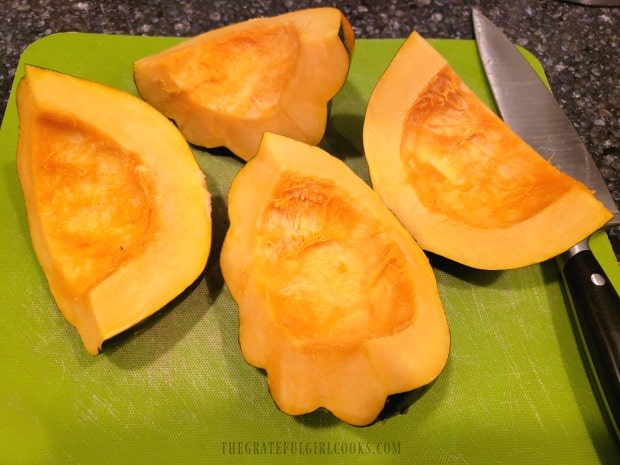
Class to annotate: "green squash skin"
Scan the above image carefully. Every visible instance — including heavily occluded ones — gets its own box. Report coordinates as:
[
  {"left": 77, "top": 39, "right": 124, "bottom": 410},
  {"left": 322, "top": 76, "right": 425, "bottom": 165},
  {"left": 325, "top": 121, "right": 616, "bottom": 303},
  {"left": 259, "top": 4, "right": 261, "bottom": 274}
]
[
  {"left": 375, "top": 385, "right": 433, "bottom": 424},
  {"left": 266, "top": 381, "right": 434, "bottom": 427}
]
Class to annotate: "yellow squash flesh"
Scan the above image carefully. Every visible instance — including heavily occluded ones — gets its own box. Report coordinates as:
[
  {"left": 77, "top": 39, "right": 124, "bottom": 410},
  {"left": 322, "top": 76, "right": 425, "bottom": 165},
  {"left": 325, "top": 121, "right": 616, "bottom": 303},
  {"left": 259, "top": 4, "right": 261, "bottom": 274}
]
[
  {"left": 134, "top": 7, "right": 355, "bottom": 161},
  {"left": 363, "top": 32, "right": 613, "bottom": 270},
  {"left": 16, "top": 65, "right": 212, "bottom": 355},
  {"left": 221, "top": 132, "right": 450, "bottom": 426}
]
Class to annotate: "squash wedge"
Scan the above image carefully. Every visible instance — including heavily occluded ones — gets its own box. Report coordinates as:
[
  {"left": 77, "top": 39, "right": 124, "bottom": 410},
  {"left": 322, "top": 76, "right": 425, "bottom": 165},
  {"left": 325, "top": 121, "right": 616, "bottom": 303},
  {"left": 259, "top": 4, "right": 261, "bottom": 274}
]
[
  {"left": 16, "top": 65, "right": 212, "bottom": 354},
  {"left": 363, "top": 32, "right": 613, "bottom": 270},
  {"left": 221, "top": 132, "right": 450, "bottom": 426},
  {"left": 134, "top": 7, "right": 354, "bottom": 161}
]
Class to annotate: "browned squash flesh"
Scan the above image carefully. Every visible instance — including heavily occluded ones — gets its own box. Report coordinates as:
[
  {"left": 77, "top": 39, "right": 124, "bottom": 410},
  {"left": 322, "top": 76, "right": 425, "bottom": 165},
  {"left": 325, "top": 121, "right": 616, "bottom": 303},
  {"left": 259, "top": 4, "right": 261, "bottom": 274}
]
[
  {"left": 169, "top": 24, "right": 298, "bottom": 119},
  {"left": 221, "top": 132, "right": 450, "bottom": 426},
  {"left": 16, "top": 65, "right": 212, "bottom": 355},
  {"left": 134, "top": 7, "right": 355, "bottom": 161},
  {"left": 32, "top": 118, "right": 153, "bottom": 295},
  {"left": 257, "top": 174, "right": 415, "bottom": 347},
  {"left": 363, "top": 32, "right": 613, "bottom": 270}
]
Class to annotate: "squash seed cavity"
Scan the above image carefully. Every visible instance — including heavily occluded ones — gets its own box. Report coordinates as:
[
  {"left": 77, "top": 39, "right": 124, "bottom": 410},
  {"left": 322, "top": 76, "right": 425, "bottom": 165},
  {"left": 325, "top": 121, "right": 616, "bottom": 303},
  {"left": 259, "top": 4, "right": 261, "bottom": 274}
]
[
  {"left": 33, "top": 116, "right": 153, "bottom": 294},
  {"left": 256, "top": 173, "right": 415, "bottom": 347},
  {"left": 170, "top": 23, "right": 299, "bottom": 118},
  {"left": 401, "top": 67, "right": 573, "bottom": 229}
]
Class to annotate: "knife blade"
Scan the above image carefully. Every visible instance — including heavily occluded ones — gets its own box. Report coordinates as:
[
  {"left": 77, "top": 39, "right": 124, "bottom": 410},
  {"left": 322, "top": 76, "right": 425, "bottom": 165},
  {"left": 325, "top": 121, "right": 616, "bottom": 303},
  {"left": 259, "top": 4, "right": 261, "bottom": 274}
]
[{"left": 472, "top": 8, "right": 620, "bottom": 439}]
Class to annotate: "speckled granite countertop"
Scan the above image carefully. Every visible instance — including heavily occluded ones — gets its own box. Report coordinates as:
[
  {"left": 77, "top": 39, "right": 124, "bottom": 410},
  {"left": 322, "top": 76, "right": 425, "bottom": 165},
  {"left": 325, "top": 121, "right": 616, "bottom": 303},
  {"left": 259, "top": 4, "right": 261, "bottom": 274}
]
[{"left": 1, "top": 0, "right": 618, "bottom": 251}]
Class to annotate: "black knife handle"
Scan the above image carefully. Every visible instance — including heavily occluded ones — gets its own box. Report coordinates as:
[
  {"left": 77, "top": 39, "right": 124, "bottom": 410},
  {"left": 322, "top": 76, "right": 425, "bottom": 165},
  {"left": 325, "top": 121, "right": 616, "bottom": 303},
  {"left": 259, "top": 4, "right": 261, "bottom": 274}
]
[{"left": 562, "top": 241, "right": 620, "bottom": 437}]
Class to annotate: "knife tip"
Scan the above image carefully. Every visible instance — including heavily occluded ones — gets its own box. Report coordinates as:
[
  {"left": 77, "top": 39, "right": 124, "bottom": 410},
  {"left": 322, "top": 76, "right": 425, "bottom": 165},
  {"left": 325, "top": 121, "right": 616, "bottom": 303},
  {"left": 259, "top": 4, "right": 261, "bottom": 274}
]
[
  {"left": 471, "top": 7, "right": 486, "bottom": 30},
  {"left": 471, "top": 7, "right": 489, "bottom": 24}
]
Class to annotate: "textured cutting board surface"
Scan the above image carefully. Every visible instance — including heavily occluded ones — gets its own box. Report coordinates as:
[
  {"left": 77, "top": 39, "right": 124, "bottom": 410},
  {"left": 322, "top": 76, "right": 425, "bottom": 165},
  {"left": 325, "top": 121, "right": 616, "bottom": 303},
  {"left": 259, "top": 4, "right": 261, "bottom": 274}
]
[{"left": 0, "top": 33, "right": 618, "bottom": 465}]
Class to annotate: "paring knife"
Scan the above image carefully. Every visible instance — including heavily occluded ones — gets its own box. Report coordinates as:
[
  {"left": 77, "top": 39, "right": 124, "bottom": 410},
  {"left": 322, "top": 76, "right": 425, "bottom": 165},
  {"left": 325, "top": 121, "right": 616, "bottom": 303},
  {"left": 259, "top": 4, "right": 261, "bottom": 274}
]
[{"left": 472, "top": 9, "right": 620, "bottom": 438}]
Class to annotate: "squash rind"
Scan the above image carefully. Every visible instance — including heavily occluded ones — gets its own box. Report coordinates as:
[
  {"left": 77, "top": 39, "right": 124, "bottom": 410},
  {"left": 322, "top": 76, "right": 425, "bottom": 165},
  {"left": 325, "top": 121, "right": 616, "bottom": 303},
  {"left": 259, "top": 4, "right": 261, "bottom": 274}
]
[
  {"left": 221, "top": 132, "right": 450, "bottom": 426},
  {"left": 16, "top": 65, "right": 212, "bottom": 355}
]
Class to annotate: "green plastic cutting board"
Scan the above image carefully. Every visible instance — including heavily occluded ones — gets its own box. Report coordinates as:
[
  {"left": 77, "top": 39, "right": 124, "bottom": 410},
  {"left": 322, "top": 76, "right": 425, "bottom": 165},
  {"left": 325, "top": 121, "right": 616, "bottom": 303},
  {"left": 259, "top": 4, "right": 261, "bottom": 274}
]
[{"left": 1, "top": 33, "right": 618, "bottom": 465}]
